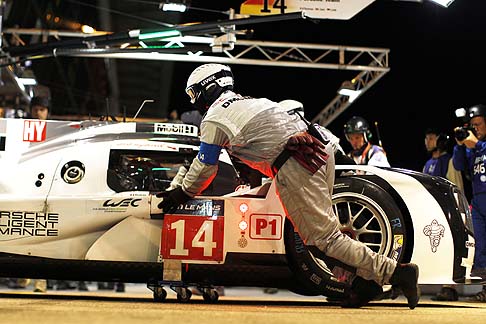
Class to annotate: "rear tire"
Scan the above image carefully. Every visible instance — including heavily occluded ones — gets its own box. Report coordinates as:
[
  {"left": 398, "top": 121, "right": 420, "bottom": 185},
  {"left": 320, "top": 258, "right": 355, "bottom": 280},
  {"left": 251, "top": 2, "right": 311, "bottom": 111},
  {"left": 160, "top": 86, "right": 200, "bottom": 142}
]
[
  {"left": 284, "top": 220, "right": 348, "bottom": 298},
  {"left": 333, "top": 176, "right": 408, "bottom": 262},
  {"left": 284, "top": 176, "right": 410, "bottom": 298}
]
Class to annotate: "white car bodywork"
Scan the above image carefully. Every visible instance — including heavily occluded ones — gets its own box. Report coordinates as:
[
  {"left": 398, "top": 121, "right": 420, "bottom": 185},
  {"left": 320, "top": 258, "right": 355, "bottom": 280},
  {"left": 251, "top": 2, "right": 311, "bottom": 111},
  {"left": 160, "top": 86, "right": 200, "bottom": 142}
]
[{"left": 0, "top": 118, "right": 476, "bottom": 288}]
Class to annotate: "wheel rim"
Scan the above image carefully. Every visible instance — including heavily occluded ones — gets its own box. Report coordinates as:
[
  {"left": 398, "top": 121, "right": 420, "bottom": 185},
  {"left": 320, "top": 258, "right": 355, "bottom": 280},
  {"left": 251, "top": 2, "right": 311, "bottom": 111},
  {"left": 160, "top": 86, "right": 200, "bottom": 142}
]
[{"left": 332, "top": 192, "right": 393, "bottom": 256}]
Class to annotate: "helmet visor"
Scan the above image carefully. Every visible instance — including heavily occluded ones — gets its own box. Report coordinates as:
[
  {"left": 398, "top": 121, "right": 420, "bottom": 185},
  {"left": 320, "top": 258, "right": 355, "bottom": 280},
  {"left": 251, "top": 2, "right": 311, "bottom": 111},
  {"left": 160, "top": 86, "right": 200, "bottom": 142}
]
[{"left": 185, "top": 86, "right": 199, "bottom": 104}]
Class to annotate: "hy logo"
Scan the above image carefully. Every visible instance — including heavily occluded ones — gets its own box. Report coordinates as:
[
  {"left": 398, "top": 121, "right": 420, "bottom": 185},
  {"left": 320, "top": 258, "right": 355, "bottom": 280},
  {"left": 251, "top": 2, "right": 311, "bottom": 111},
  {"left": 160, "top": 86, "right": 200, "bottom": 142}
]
[{"left": 23, "top": 120, "right": 46, "bottom": 142}]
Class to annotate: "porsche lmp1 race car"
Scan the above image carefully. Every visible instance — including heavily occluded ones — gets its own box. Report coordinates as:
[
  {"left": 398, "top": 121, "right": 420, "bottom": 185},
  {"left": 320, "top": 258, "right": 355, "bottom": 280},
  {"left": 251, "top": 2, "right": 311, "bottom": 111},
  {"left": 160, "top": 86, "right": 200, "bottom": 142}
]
[{"left": 0, "top": 118, "right": 477, "bottom": 302}]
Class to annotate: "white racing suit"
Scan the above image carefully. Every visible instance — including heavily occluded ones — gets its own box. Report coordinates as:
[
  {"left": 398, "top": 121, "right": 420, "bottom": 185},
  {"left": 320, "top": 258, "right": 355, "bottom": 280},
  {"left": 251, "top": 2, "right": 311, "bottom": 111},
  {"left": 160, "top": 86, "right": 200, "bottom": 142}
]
[{"left": 177, "top": 90, "right": 397, "bottom": 285}]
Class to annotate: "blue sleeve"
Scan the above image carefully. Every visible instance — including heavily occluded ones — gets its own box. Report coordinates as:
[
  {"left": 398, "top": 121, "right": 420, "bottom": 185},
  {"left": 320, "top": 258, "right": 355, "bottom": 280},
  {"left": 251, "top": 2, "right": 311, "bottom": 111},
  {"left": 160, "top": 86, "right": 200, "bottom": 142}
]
[
  {"left": 197, "top": 142, "right": 222, "bottom": 165},
  {"left": 452, "top": 144, "right": 468, "bottom": 171},
  {"left": 475, "top": 140, "right": 486, "bottom": 154},
  {"left": 439, "top": 155, "right": 450, "bottom": 177}
]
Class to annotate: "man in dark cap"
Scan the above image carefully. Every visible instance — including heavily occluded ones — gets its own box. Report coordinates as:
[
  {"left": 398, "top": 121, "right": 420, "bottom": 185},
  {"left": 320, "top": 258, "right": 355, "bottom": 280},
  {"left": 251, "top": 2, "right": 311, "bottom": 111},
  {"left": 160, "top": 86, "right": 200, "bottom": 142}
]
[{"left": 30, "top": 96, "right": 49, "bottom": 120}]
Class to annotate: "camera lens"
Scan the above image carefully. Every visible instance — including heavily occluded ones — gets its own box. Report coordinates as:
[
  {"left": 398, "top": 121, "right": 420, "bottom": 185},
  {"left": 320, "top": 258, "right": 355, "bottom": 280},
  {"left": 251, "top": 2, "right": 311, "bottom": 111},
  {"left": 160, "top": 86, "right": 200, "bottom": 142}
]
[{"left": 454, "top": 127, "right": 469, "bottom": 141}]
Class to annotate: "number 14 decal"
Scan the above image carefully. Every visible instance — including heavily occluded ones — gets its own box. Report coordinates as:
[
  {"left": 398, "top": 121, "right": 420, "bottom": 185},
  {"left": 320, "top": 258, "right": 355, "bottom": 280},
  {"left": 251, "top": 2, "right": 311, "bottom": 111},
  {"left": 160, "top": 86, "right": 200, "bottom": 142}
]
[
  {"left": 161, "top": 215, "right": 224, "bottom": 261},
  {"left": 261, "top": 0, "right": 287, "bottom": 14}
]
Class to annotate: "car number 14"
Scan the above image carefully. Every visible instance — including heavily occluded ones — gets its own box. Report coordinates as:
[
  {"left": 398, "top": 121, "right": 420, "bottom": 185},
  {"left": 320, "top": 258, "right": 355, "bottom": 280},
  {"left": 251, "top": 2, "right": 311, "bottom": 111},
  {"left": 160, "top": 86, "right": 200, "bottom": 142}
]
[{"left": 161, "top": 215, "right": 224, "bottom": 261}]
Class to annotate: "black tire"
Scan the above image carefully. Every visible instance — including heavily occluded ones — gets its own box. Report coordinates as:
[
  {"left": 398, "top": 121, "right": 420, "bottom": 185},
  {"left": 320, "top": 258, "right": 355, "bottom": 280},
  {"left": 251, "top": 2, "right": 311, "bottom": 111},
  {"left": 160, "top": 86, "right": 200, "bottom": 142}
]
[
  {"left": 333, "top": 176, "right": 408, "bottom": 262},
  {"left": 284, "top": 220, "right": 349, "bottom": 298},
  {"left": 284, "top": 176, "right": 409, "bottom": 298}
]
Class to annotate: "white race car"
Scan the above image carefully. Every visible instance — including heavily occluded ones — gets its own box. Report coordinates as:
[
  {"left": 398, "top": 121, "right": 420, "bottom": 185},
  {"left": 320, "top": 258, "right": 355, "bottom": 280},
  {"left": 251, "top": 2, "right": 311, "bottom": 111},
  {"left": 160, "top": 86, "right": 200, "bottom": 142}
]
[{"left": 0, "top": 118, "right": 476, "bottom": 302}]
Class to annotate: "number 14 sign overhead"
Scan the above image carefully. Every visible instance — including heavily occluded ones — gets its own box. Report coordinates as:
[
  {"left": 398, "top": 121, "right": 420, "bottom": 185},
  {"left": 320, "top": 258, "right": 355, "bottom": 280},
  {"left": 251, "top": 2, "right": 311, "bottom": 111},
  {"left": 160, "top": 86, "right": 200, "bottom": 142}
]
[
  {"left": 161, "top": 199, "right": 224, "bottom": 262},
  {"left": 240, "top": 0, "right": 376, "bottom": 20}
]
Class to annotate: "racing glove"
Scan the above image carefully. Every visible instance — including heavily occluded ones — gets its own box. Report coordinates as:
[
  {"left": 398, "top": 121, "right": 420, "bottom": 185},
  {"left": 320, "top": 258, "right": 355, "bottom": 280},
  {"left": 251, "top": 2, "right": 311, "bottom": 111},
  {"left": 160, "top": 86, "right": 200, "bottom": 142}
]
[
  {"left": 156, "top": 187, "right": 191, "bottom": 214},
  {"left": 167, "top": 165, "right": 188, "bottom": 191},
  {"left": 285, "top": 132, "right": 329, "bottom": 174}
]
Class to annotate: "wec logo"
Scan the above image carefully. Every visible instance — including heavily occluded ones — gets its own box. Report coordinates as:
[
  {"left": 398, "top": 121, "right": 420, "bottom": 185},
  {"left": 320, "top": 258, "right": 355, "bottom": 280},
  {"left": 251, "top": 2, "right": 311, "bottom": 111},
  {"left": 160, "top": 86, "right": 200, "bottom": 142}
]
[
  {"left": 103, "top": 198, "right": 141, "bottom": 208},
  {"left": 23, "top": 120, "right": 46, "bottom": 142}
]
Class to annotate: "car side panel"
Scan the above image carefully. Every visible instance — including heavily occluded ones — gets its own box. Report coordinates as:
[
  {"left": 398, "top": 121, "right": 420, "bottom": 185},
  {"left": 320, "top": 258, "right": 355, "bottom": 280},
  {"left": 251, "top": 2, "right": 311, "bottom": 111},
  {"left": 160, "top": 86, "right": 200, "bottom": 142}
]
[
  {"left": 222, "top": 181, "right": 287, "bottom": 257},
  {"left": 86, "top": 216, "right": 163, "bottom": 262}
]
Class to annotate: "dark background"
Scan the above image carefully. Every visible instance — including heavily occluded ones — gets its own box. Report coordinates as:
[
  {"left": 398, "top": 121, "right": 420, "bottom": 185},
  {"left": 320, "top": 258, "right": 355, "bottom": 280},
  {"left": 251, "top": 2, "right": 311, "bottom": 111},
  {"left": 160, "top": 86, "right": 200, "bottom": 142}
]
[{"left": 4, "top": 0, "right": 486, "bottom": 172}]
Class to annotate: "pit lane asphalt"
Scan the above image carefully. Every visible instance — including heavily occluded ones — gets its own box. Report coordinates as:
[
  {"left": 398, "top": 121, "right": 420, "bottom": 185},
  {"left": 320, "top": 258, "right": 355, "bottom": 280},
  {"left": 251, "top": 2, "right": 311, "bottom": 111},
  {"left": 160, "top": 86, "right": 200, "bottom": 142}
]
[{"left": 0, "top": 286, "right": 485, "bottom": 324}]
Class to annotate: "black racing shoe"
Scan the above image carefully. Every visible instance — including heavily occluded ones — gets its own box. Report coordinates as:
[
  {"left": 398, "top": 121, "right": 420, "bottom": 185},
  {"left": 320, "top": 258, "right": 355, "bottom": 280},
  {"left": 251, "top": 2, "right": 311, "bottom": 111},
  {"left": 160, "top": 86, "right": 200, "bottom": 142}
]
[
  {"left": 470, "top": 268, "right": 486, "bottom": 283},
  {"left": 341, "top": 276, "right": 383, "bottom": 308},
  {"left": 389, "top": 263, "right": 420, "bottom": 309}
]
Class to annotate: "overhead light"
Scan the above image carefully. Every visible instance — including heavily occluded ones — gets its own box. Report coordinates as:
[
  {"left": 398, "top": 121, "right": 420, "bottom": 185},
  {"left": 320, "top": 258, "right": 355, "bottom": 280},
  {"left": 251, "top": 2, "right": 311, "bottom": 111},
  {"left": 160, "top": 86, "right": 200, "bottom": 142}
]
[
  {"left": 338, "top": 89, "right": 362, "bottom": 103},
  {"left": 11, "top": 74, "right": 26, "bottom": 93},
  {"left": 13, "top": 68, "right": 37, "bottom": 88},
  {"left": 81, "top": 25, "right": 96, "bottom": 34},
  {"left": 338, "top": 80, "right": 362, "bottom": 103},
  {"left": 139, "top": 29, "right": 181, "bottom": 40},
  {"left": 160, "top": 1, "right": 189, "bottom": 12},
  {"left": 397, "top": 0, "right": 455, "bottom": 8},
  {"left": 18, "top": 77, "right": 37, "bottom": 86},
  {"left": 428, "top": 0, "right": 455, "bottom": 7},
  {"left": 161, "top": 3, "right": 186, "bottom": 12}
]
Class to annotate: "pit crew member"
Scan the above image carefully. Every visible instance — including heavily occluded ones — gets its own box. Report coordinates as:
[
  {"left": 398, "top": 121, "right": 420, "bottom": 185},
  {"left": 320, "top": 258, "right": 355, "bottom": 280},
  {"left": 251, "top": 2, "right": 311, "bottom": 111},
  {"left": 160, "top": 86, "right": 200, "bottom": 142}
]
[
  {"left": 157, "top": 64, "right": 420, "bottom": 308},
  {"left": 343, "top": 116, "right": 390, "bottom": 167}
]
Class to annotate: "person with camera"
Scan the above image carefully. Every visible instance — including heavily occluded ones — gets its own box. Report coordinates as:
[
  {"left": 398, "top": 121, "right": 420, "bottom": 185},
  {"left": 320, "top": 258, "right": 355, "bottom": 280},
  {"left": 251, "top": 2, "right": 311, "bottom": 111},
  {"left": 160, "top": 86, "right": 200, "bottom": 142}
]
[
  {"left": 423, "top": 128, "right": 464, "bottom": 301},
  {"left": 453, "top": 104, "right": 486, "bottom": 302},
  {"left": 343, "top": 116, "right": 390, "bottom": 167}
]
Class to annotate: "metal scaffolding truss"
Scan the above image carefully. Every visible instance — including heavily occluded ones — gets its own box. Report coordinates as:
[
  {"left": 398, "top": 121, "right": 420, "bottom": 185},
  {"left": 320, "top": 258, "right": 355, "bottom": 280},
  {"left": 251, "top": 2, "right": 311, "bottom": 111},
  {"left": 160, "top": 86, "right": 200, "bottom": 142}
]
[
  {"left": 48, "top": 37, "right": 390, "bottom": 73},
  {"left": 310, "top": 52, "right": 388, "bottom": 126},
  {"left": 57, "top": 38, "right": 390, "bottom": 126},
  {"left": 2, "top": 28, "right": 389, "bottom": 125},
  {"left": 222, "top": 39, "right": 389, "bottom": 73}
]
